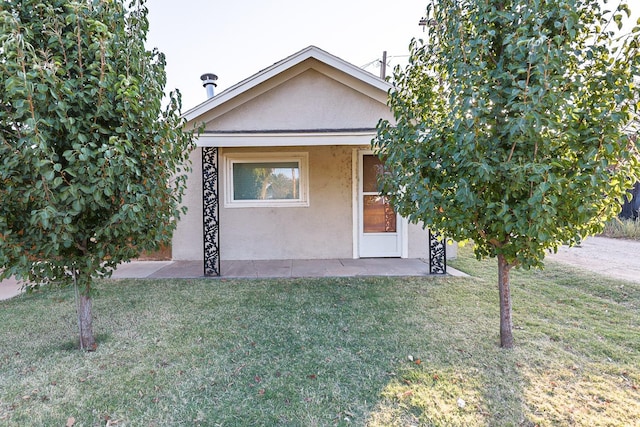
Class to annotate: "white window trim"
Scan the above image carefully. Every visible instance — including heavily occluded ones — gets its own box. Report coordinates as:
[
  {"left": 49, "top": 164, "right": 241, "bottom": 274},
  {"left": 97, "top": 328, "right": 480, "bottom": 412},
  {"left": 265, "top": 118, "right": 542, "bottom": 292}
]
[{"left": 224, "top": 152, "right": 309, "bottom": 208}]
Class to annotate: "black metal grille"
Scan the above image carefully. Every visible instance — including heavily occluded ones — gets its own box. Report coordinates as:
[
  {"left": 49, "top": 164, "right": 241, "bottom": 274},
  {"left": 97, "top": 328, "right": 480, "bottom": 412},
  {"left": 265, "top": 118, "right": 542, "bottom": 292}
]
[
  {"left": 203, "top": 147, "right": 220, "bottom": 276},
  {"left": 429, "top": 230, "right": 447, "bottom": 274}
]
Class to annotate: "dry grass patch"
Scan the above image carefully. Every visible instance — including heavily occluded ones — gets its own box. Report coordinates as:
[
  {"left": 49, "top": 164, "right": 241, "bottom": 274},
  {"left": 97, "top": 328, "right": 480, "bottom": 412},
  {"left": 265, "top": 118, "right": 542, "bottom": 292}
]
[{"left": 601, "top": 217, "right": 640, "bottom": 240}]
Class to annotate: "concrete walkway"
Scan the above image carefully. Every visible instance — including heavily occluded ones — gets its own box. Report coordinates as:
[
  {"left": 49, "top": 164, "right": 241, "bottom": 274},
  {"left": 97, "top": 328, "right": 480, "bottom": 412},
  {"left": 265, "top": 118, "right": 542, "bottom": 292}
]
[{"left": 1, "top": 258, "right": 466, "bottom": 301}]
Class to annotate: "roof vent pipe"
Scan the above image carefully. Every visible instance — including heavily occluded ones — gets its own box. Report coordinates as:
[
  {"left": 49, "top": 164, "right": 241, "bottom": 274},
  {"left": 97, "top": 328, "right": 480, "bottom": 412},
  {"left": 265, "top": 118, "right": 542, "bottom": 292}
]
[{"left": 200, "top": 73, "right": 218, "bottom": 99}]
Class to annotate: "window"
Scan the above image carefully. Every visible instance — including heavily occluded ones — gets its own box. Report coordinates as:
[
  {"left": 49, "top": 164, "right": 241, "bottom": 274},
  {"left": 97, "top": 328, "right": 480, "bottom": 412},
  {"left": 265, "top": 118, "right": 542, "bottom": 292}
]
[
  {"left": 224, "top": 152, "right": 309, "bottom": 207},
  {"left": 362, "top": 155, "right": 396, "bottom": 233}
]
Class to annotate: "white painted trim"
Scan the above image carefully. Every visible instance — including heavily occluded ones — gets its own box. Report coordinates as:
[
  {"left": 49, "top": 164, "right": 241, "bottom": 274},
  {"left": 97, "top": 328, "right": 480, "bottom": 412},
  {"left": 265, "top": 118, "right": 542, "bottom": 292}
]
[
  {"left": 223, "top": 152, "right": 309, "bottom": 208},
  {"left": 401, "top": 217, "right": 409, "bottom": 258},
  {"left": 195, "top": 132, "right": 376, "bottom": 148}
]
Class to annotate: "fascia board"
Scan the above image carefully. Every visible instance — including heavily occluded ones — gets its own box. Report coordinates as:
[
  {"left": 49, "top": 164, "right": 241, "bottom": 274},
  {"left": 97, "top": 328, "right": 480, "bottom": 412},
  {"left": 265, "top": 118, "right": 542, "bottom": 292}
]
[{"left": 194, "top": 131, "right": 377, "bottom": 147}]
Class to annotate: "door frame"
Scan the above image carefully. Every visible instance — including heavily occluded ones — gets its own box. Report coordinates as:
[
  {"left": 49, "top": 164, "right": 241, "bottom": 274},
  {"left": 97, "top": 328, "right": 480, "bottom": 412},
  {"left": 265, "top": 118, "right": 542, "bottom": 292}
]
[{"left": 352, "top": 149, "right": 408, "bottom": 258}]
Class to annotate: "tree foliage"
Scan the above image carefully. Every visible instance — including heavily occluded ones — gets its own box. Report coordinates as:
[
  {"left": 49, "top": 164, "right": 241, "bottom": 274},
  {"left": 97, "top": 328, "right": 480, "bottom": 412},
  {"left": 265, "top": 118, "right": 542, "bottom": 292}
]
[
  {"left": 0, "top": 0, "right": 196, "bottom": 348},
  {"left": 375, "top": 0, "right": 640, "bottom": 347}
]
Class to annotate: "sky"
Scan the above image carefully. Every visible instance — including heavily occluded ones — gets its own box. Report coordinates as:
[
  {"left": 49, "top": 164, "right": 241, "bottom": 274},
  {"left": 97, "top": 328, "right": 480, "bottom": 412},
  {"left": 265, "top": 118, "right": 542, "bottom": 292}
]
[
  {"left": 145, "top": 0, "right": 432, "bottom": 110},
  {"left": 145, "top": 0, "right": 640, "bottom": 112}
]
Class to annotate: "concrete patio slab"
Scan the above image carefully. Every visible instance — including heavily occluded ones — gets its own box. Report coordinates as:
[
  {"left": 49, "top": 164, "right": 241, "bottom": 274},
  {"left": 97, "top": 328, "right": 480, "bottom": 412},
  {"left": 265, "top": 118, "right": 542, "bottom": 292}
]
[
  {"left": 221, "top": 260, "right": 259, "bottom": 278},
  {"left": 148, "top": 261, "right": 203, "bottom": 279},
  {"left": 253, "top": 260, "right": 294, "bottom": 278},
  {"left": 110, "top": 261, "right": 173, "bottom": 279},
  {"left": 111, "top": 258, "right": 465, "bottom": 279},
  {"left": 292, "top": 259, "right": 346, "bottom": 277},
  {"left": 339, "top": 258, "right": 431, "bottom": 276},
  {"left": 218, "top": 258, "right": 462, "bottom": 279}
]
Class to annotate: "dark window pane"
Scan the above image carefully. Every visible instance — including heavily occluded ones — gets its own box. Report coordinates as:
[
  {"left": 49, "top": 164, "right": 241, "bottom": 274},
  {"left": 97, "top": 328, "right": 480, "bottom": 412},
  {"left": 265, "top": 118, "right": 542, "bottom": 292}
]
[{"left": 363, "top": 155, "right": 384, "bottom": 193}]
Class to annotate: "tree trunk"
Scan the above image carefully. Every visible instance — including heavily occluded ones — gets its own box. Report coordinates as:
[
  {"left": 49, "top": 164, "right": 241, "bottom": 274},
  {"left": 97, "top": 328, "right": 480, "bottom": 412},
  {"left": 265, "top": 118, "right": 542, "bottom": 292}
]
[
  {"left": 75, "top": 272, "right": 97, "bottom": 351},
  {"left": 497, "top": 254, "right": 514, "bottom": 348}
]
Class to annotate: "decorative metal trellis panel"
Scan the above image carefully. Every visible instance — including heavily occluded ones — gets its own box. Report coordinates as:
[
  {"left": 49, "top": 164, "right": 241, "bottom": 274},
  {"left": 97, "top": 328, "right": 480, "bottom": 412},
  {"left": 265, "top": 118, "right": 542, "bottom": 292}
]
[
  {"left": 203, "top": 147, "right": 220, "bottom": 276},
  {"left": 429, "top": 230, "right": 447, "bottom": 274}
]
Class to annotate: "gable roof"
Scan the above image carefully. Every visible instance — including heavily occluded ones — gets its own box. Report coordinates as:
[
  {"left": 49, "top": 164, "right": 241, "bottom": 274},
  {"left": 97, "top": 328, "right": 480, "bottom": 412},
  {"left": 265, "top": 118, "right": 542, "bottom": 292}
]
[{"left": 183, "top": 45, "right": 393, "bottom": 124}]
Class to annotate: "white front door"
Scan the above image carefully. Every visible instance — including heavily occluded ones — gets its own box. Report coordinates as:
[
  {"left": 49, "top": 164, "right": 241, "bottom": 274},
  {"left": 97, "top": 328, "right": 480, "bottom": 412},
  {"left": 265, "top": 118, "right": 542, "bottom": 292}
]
[{"left": 358, "top": 152, "right": 404, "bottom": 257}]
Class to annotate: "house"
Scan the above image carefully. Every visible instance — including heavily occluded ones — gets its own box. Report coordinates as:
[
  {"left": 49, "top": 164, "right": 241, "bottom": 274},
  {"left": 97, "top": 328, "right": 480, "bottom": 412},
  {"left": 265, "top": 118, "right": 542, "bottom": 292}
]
[{"left": 172, "top": 46, "right": 454, "bottom": 276}]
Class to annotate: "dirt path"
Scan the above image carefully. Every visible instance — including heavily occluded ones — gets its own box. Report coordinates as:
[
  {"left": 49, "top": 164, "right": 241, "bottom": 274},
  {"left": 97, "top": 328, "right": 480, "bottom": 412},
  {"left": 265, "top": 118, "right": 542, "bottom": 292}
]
[{"left": 546, "top": 236, "right": 640, "bottom": 283}]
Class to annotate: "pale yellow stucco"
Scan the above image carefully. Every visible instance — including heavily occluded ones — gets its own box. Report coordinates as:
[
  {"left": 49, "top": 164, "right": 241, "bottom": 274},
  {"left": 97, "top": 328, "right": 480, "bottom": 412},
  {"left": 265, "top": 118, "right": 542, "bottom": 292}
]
[
  {"left": 172, "top": 144, "right": 457, "bottom": 261},
  {"left": 172, "top": 148, "right": 204, "bottom": 261},
  {"left": 219, "top": 145, "right": 353, "bottom": 260},
  {"left": 208, "top": 69, "right": 389, "bottom": 131}
]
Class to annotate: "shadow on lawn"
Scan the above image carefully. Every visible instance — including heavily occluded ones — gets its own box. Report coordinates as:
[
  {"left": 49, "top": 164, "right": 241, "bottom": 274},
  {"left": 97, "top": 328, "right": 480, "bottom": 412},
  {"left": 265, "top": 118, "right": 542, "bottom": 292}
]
[
  {"left": 365, "top": 348, "right": 535, "bottom": 426},
  {"left": 58, "top": 334, "right": 112, "bottom": 352}
]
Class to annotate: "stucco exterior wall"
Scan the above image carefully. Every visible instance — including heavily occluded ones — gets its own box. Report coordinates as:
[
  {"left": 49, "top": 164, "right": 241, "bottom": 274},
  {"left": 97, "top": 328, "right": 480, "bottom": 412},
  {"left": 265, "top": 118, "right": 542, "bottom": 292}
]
[
  {"left": 172, "top": 148, "right": 204, "bottom": 260},
  {"left": 407, "top": 222, "right": 429, "bottom": 259},
  {"left": 219, "top": 145, "right": 354, "bottom": 260},
  {"left": 171, "top": 145, "right": 450, "bottom": 261},
  {"left": 206, "top": 69, "right": 393, "bottom": 131},
  {"left": 407, "top": 222, "right": 457, "bottom": 260}
]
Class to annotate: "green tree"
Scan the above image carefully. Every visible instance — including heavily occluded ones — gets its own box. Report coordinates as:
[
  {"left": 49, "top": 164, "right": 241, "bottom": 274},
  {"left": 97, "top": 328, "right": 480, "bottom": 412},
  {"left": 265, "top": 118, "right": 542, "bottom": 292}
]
[
  {"left": 375, "top": 0, "right": 640, "bottom": 348},
  {"left": 0, "top": 0, "right": 196, "bottom": 350}
]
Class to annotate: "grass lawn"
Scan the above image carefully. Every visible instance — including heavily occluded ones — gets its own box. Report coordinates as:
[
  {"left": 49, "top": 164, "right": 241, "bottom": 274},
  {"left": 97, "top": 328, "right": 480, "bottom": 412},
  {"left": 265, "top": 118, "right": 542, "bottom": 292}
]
[{"left": 1, "top": 247, "right": 639, "bottom": 426}]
